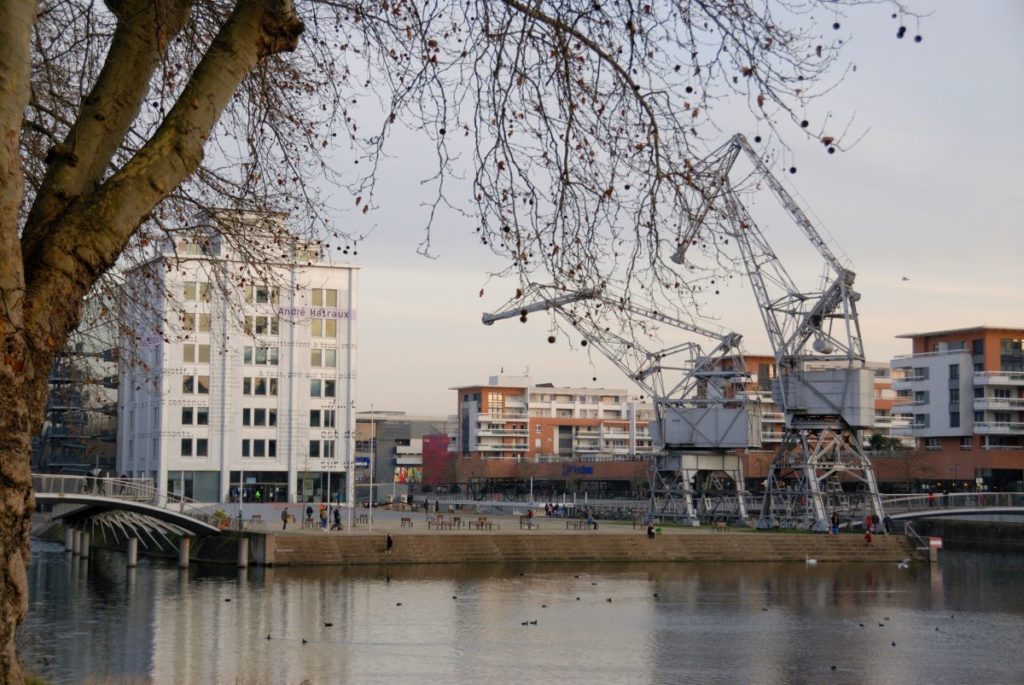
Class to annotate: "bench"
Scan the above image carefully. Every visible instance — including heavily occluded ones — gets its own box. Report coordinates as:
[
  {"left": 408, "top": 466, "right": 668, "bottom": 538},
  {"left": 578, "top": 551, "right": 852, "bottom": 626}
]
[
  {"left": 427, "top": 519, "right": 452, "bottom": 530},
  {"left": 400, "top": 517, "right": 413, "bottom": 528},
  {"left": 714, "top": 521, "right": 727, "bottom": 532},
  {"left": 568, "top": 520, "right": 598, "bottom": 530},
  {"left": 468, "top": 519, "right": 497, "bottom": 530},
  {"left": 451, "top": 516, "right": 462, "bottom": 529}
]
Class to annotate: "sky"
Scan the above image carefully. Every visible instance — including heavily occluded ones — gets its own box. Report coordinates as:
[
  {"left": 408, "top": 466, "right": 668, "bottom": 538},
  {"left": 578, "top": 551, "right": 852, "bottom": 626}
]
[{"left": 334, "top": 1, "right": 1024, "bottom": 416}]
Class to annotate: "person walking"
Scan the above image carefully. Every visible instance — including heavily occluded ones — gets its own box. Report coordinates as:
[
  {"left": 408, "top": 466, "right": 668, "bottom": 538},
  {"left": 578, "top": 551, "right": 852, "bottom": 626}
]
[
  {"left": 386, "top": 533, "right": 394, "bottom": 554},
  {"left": 281, "top": 507, "right": 289, "bottom": 531},
  {"left": 647, "top": 523, "right": 656, "bottom": 539},
  {"left": 332, "top": 506, "right": 342, "bottom": 531},
  {"left": 829, "top": 510, "right": 840, "bottom": 535}
]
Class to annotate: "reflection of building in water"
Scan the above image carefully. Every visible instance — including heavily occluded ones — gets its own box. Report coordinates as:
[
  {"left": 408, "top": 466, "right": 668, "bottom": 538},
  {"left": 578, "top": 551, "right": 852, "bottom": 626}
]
[{"left": 117, "top": 211, "right": 358, "bottom": 502}]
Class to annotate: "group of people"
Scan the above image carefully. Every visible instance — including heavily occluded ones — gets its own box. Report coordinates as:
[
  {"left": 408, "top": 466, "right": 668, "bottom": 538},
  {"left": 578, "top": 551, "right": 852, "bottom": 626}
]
[
  {"left": 543, "top": 501, "right": 568, "bottom": 517},
  {"left": 278, "top": 503, "right": 345, "bottom": 530}
]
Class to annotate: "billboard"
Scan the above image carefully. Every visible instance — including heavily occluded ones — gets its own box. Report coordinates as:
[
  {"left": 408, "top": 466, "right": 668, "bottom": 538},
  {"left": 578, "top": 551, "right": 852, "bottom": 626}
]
[{"left": 394, "top": 466, "right": 422, "bottom": 484}]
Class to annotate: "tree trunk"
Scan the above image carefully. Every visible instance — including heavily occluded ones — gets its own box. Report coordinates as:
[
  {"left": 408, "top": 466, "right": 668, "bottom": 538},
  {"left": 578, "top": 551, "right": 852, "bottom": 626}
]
[{"left": 0, "top": 363, "right": 49, "bottom": 683}]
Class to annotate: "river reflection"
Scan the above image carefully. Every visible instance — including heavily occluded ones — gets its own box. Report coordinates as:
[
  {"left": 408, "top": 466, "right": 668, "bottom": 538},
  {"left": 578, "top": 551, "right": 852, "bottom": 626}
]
[{"left": 18, "top": 541, "right": 1024, "bottom": 685}]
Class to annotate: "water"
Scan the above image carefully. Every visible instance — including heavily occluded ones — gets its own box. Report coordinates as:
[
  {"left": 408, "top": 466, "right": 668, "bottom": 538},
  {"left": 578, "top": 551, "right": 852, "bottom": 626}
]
[{"left": 18, "top": 541, "right": 1024, "bottom": 685}]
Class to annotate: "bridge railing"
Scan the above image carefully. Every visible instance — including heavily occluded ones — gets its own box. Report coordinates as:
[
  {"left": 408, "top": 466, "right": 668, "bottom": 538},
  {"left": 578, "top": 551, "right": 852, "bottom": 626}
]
[
  {"left": 33, "top": 474, "right": 222, "bottom": 527},
  {"left": 881, "top": 491, "right": 1024, "bottom": 513}
]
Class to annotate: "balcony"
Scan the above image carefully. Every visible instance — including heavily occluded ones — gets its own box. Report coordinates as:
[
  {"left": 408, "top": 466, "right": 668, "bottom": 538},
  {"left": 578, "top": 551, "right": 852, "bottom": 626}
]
[
  {"left": 973, "top": 398, "right": 1024, "bottom": 412},
  {"left": 477, "top": 412, "right": 529, "bottom": 423},
  {"left": 974, "top": 371, "right": 1024, "bottom": 386},
  {"left": 477, "top": 443, "right": 529, "bottom": 452},
  {"left": 476, "top": 428, "right": 529, "bottom": 438},
  {"left": 974, "top": 422, "right": 1024, "bottom": 435}
]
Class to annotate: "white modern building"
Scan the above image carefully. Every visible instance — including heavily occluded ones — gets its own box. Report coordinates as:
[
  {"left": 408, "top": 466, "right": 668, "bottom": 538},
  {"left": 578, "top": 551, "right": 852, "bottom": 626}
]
[{"left": 116, "top": 213, "right": 357, "bottom": 503}]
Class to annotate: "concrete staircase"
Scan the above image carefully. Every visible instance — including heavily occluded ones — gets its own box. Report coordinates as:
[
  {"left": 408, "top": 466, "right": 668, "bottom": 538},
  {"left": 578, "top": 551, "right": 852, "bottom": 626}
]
[{"left": 267, "top": 532, "right": 915, "bottom": 566}]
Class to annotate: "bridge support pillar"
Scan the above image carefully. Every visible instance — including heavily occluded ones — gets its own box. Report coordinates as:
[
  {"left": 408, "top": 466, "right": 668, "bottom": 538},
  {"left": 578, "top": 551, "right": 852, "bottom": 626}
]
[
  {"left": 64, "top": 528, "right": 74, "bottom": 552},
  {"left": 80, "top": 530, "right": 91, "bottom": 559},
  {"left": 72, "top": 528, "right": 82, "bottom": 556},
  {"left": 127, "top": 537, "right": 139, "bottom": 568},
  {"left": 237, "top": 537, "right": 248, "bottom": 569},
  {"left": 178, "top": 537, "right": 191, "bottom": 568}
]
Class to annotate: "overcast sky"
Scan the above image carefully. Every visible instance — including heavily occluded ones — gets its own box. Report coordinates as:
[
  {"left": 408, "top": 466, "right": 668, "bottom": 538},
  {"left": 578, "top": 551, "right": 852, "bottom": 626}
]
[{"left": 335, "top": 0, "right": 1024, "bottom": 416}]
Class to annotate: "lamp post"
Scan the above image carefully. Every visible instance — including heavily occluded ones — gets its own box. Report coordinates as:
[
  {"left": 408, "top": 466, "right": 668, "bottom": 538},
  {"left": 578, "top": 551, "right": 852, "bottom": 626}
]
[{"left": 369, "top": 403, "right": 375, "bottom": 533}]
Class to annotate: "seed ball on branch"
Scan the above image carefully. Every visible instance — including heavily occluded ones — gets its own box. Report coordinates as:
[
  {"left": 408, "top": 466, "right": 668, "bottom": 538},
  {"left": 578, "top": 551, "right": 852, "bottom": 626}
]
[{"left": 547, "top": 335, "right": 556, "bottom": 344}]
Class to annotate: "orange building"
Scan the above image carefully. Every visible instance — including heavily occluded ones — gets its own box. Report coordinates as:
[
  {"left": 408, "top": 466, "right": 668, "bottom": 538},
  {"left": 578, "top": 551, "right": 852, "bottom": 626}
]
[{"left": 449, "top": 375, "right": 653, "bottom": 496}]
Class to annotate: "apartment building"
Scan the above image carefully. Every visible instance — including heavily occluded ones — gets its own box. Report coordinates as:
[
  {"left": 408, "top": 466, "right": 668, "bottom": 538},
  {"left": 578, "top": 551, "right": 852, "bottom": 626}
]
[
  {"left": 447, "top": 375, "right": 653, "bottom": 495},
  {"left": 890, "top": 327, "right": 1023, "bottom": 491},
  {"left": 116, "top": 213, "right": 358, "bottom": 503}
]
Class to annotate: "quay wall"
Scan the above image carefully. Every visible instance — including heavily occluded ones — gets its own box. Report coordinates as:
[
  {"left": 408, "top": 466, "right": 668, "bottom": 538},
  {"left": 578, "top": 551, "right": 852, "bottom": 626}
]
[
  {"left": 260, "top": 531, "right": 914, "bottom": 566},
  {"left": 32, "top": 517, "right": 915, "bottom": 566}
]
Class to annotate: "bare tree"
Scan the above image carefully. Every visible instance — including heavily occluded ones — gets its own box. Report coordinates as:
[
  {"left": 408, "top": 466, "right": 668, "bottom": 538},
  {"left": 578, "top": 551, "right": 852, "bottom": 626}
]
[{"left": 0, "top": 0, "right": 914, "bottom": 677}]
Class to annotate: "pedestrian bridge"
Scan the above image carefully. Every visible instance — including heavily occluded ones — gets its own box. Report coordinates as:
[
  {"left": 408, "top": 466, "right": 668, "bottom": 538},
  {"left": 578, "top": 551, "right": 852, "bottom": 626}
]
[
  {"left": 33, "top": 474, "right": 223, "bottom": 540},
  {"left": 879, "top": 492, "right": 1024, "bottom": 521}
]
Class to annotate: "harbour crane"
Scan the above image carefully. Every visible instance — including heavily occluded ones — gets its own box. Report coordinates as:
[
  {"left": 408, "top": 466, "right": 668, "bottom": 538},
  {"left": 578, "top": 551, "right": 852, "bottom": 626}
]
[
  {"left": 672, "top": 133, "right": 885, "bottom": 531},
  {"left": 482, "top": 283, "right": 759, "bottom": 524}
]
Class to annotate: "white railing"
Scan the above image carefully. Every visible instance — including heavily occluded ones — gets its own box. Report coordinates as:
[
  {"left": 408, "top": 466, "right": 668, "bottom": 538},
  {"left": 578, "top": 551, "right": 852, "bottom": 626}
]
[
  {"left": 892, "top": 349, "right": 969, "bottom": 361},
  {"left": 32, "top": 474, "right": 222, "bottom": 526},
  {"left": 881, "top": 491, "right": 1024, "bottom": 512},
  {"left": 974, "top": 422, "right": 1024, "bottom": 434},
  {"left": 974, "top": 371, "right": 1024, "bottom": 384}
]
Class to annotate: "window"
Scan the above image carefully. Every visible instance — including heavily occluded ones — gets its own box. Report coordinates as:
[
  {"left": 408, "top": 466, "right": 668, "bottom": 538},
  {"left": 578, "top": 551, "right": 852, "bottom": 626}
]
[
  {"left": 183, "top": 344, "right": 210, "bottom": 364},
  {"left": 254, "top": 408, "right": 266, "bottom": 426},
  {"left": 182, "top": 313, "right": 195, "bottom": 331},
  {"left": 268, "top": 439, "right": 277, "bottom": 458},
  {"left": 242, "top": 439, "right": 250, "bottom": 457},
  {"left": 246, "top": 316, "right": 279, "bottom": 336},
  {"left": 311, "top": 288, "right": 338, "bottom": 307},
  {"left": 243, "top": 377, "right": 277, "bottom": 396},
  {"left": 309, "top": 440, "right": 320, "bottom": 458},
  {"left": 536, "top": 425, "right": 542, "bottom": 434},
  {"left": 960, "top": 437, "right": 973, "bottom": 450},
  {"left": 242, "top": 408, "right": 251, "bottom": 426},
  {"left": 244, "top": 346, "right": 279, "bottom": 365},
  {"left": 974, "top": 412, "right": 984, "bottom": 423},
  {"left": 309, "top": 410, "right": 320, "bottom": 428},
  {"left": 309, "top": 409, "right": 335, "bottom": 428},
  {"left": 323, "top": 440, "right": 335, "bottom": 459},
  {"left": 924, "top": 437, "right": 941, "bottom": 450},
  {"left": 972, "top": 339, "right": 984, "bottom": 355},
  {"left": 310, "top": 348, "right": 339, "bottom": 368},
  {"left": 310, "top": 379, "right": 322, "bottom": 397},
  {"left": 196, "top": 407, "right": 208, "bottom": 425},
  {"left": 323, "top": 410, "right": 335, "bottom": 428},
  {"left": 183, "top": 281, "right": 210, "bottom": 302},
  {"left": 324, "top": 380, "right": 336, "bottom": 398},
  {"left": 311, "top": 319, "right": 337, "bottom": 338},
  {"left": 198, "top": 314, "right": 211, "bottom": 332},
  {"left": 182, "top": 407, "right": 194, "bottom": 424},
  {"left": 197, "top": 375, "right": 209, "bottom": 394},
  {"left": 949, "top": 363, "right": 960, "bottom": 380},
  {"left": 181, "top": 438, "right": 193, "bottom": 457},
  {"left": 950, "top": 412, "right": 960, "bottom": 428},
  {"left": 182, "top": 376, "right": 194, "bottom": 393},
  {"left": 196, "top": 438, "right": 208, "bottom": 457},
  {"left": 244, "top": 285, "right": 280, "bottom": 305},
  {"left": 253, "top": 439, "right": 265, "bottom": 457},
  {"left": 184, "top": 282, "right": 196, "bottom": 301},
  {"left": 949, "top": 388, "right": 959, "bottom": 402},
  {"left": 913, "top": 391, "right": 928, "bottom": 405}
]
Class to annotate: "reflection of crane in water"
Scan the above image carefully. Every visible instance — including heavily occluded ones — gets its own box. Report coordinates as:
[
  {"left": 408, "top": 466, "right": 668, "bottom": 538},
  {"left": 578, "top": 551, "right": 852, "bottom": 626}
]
[
  {"left": 672, "top": 133, "right": 885, "bottom": 531},
  {"left": 483, "top": 283, "right": 759, "bottom": 525}
]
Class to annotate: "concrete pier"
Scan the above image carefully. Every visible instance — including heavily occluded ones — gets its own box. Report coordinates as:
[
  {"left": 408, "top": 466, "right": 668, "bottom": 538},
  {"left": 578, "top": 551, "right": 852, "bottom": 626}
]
[
  {"left": 80, "top": 531, "right": 91, "bottom": 559},
  {"left": 72, "top": 528, "right": 82, "bottom": 556},
  {"left": 64, "top": 528, "right": 74, "bottom": 552},
  {"left": 237, "top": 538, "right": 248, "bottom": 569},
  {"left": 178, "top": 537, "right": 191, "bottom": 568},
  {"left": 127, "top": 537, "right": 139, "bottom": 568}
]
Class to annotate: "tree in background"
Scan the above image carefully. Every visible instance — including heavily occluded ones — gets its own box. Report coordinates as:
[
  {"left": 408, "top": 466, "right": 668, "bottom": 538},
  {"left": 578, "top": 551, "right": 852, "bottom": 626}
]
[{"left": 0, "top": 0, "right": 915, "bottom": 678}]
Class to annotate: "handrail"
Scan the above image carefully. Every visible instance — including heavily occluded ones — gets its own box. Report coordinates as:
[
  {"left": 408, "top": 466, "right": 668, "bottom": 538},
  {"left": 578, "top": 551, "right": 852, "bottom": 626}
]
[
  {"left": 904, "top": 522, "right": 929, "bottom": 550},
  {"left": 32, "top": 474, "right": 221, "bottom": 524}
]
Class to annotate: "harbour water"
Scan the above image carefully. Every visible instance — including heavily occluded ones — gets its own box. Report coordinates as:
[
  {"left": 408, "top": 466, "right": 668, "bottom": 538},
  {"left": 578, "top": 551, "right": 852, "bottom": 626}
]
[{"left": 18, "top": 541, "right": 1024, "bottom": 684}]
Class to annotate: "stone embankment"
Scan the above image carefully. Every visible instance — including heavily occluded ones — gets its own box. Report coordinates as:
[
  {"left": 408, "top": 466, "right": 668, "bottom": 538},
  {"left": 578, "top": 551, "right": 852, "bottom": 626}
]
[{"left": 261, "top": 530, "right": 914, "bottom": 566}]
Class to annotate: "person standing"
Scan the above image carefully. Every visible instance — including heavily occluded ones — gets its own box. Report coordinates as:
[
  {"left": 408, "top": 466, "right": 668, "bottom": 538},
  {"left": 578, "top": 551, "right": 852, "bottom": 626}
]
[
  {"left": 281, "top": 508, "right": 289, "bottom": 531},
  {"left": 386, "top": 533, "right": 394, "bottom": 554},
  {"left": 332, "top": 506, "right": 342, "bottom": 531},
  {"left": 829, "top": 511, "right": 840, "bottom": 535}
]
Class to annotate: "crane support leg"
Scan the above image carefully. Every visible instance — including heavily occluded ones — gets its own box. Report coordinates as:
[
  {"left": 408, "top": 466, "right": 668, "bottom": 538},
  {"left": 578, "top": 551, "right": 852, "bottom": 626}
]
[{"left": 758, "top": 428, "right": 885, "bottom": 530}]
